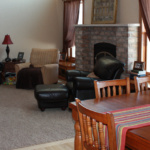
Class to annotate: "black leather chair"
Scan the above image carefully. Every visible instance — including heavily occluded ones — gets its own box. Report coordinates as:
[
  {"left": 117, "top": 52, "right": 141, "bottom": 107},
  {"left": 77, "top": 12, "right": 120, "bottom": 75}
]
[{"left": 66, "top": 56, "right": 125, "bottom": 101}]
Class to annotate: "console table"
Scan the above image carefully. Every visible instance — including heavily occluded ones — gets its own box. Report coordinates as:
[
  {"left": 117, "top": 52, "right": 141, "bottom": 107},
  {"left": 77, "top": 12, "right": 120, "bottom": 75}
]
[{"left": 59, "top": 61, "right": 75, "bottom": 80}]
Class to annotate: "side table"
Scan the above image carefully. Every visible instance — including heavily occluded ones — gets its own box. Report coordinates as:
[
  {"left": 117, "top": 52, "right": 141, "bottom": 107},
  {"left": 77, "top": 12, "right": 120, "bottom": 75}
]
[
  {"left": 59, "top": 61, "right": 76, "bottom": 80},
  {"left": 1, "top": 59, "right": 26, "bottom": 82}
]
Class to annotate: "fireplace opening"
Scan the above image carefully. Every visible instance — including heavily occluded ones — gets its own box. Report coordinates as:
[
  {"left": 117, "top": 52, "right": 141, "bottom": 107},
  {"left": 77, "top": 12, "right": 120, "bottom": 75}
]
[{"left": 94, "top": 42, "right": 116, "bottom": 64}]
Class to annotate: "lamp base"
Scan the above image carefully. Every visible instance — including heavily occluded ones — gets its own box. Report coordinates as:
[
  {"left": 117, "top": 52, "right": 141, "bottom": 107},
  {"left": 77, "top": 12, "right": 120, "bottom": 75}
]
[
  {"left": 5, "top": 57, "right": 11, "bottom": 62},
  {"left": 5, "top": 45, "right": 11, "bottom": 62}
]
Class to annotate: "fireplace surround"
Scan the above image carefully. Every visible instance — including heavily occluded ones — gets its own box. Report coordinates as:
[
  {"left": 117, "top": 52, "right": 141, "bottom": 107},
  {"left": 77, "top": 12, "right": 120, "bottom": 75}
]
[{"left": 75, "top": 24, "right": 140, "bottom": 76}]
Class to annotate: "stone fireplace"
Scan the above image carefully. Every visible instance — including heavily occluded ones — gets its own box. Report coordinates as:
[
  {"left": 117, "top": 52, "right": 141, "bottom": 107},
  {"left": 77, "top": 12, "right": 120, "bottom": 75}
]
[{"left": 75, "top": 24, "right": 140, "bottom": 76}]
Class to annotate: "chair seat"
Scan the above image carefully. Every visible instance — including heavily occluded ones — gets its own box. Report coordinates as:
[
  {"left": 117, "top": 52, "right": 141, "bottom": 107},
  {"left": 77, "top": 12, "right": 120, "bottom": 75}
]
[{"left": 16, "top": 67, "right": 43, "bottom": 89}]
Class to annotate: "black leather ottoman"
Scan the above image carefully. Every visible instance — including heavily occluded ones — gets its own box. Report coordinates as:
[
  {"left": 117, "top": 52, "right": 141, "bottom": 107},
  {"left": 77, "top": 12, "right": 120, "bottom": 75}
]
[{"left": 34, "top": 84, "right": 69, "bottom": 111}]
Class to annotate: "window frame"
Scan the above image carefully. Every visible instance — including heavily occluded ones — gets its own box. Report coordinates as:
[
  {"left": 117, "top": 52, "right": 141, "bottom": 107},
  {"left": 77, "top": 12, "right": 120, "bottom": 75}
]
[{"left": 139, "top": 9, "right": 150, "bottom": 73}]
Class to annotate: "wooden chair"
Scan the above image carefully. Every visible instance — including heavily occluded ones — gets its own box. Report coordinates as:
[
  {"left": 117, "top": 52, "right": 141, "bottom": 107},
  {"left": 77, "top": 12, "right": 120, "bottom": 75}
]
[
  {"left": 134, "top": 76, "right": 150, "bottom": 92},
  {"left": 76, "top": 98, "right": 117, "bottom": 150},
  {"left": 94, "top": 77, "right": 130, "bottom": 101}
]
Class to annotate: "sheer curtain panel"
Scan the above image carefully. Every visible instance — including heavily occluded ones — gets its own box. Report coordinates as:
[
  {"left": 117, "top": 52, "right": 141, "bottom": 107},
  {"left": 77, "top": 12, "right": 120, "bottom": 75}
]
[
  {"left": 63, "top": 0, "right": 80, "bottom": 53},
  {"left": 139, "top": 0, "right": 150, "bottom": 40}
]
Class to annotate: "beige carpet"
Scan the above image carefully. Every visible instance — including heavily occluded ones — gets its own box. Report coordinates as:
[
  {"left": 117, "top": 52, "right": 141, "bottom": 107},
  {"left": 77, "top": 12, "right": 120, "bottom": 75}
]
[{"left": 0, "top": 85, "right": 74, "bottom": 150}]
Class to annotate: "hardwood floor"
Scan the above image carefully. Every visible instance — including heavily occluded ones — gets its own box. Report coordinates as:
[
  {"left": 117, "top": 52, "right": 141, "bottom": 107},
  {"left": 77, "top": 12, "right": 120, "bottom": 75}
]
[{"left": 14, "top": 138, "right": 74, "bottom": 150}]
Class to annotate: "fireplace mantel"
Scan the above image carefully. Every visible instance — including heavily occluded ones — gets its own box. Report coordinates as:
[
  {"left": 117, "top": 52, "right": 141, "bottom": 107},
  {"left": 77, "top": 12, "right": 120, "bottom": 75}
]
[
  {"left": 75, "top": 24, "right": 140, "bottom": 27},
  {"left": 75, "top": 24, "right": 139, "bottom": 76}
]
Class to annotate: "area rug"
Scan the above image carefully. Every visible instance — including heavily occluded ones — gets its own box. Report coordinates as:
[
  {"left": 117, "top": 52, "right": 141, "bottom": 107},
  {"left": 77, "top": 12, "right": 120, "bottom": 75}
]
[{"left": 0, "top": 85, "right": 74, "bottom": 150}]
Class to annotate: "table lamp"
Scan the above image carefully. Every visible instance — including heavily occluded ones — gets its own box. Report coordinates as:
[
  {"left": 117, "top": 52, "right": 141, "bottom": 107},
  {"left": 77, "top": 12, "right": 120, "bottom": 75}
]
[{"left": 2, "top": 34, "right": 13, "bottom": 62}]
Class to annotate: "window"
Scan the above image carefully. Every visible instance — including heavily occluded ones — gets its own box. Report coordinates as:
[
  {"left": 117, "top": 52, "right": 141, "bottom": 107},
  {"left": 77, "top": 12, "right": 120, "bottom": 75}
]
[
  {"left": 140, "top": 20, "right": 150, "bottom": 72},
  {"left": 68, "top": 0, "right": 83, "bottom": 62}
]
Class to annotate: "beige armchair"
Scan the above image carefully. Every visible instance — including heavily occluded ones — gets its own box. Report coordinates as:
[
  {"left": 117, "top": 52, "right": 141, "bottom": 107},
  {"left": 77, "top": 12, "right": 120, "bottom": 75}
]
[{"left": 15, "top": 48, "right": 59, "bottom": 85}]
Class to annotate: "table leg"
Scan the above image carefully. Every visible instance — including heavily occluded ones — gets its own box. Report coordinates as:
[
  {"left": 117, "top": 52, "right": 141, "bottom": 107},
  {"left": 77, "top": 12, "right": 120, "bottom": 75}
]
[{"left": 72, "top": 109, "right": 86, "bottom": 150}]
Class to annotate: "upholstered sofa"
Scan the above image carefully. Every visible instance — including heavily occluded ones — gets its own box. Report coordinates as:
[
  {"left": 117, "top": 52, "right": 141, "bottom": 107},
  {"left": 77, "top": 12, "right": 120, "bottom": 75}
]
[{"left": 66, "top": 56, "right": 125, "bottom": 100}]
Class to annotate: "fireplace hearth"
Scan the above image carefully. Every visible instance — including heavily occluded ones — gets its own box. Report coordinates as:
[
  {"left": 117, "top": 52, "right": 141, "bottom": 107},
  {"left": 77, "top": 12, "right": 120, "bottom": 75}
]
[{"left": 75, "top": 24, "right": 139, "bottom": 76}]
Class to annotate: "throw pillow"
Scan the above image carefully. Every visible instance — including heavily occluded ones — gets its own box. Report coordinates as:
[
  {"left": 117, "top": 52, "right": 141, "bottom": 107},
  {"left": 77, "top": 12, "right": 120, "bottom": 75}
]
[{"left": 87, "top": 72, "right": 99, "bottom": 78}]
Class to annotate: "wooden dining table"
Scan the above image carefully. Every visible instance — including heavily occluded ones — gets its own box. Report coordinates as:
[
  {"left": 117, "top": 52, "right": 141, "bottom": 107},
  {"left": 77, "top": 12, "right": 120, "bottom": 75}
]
[{"left": 69, "top": 90, "right": 150, "bottom": 150}]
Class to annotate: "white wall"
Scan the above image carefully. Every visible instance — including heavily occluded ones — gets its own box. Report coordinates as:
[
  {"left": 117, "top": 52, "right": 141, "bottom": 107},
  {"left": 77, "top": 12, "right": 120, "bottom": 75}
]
[
  {"left": 0, "top": 0, "right": 139, "bottom": 61},
  {"left": 0, "top": 0, "right": 63, "bottom": 62},
  {"left": 84, "top": 0, "right": 139, "bottom": 24}
]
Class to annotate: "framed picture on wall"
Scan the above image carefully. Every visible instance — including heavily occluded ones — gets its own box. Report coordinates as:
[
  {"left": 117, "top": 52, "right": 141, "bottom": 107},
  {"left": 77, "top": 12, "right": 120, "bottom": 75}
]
[
  {"left": 91, "top": 0, "right": 118, "bottom": 24},
  {"left": 17, "top": 52, "right": 24, "bottom": 60}
]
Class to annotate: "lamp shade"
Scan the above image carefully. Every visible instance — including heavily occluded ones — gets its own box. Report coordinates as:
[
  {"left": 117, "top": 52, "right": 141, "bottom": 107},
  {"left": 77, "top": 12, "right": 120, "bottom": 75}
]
[{"left": 2, "top": 35, "right": 13, "bottom": 45}]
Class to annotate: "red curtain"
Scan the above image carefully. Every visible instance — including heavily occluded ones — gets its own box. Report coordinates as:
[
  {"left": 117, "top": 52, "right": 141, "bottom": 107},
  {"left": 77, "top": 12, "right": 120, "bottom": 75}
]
[
  {"left": 63, "top": 0, "right": 80, "bottom": 53},
  {"left": 139, "top": 0, "right": 150, "bottom": 40}
]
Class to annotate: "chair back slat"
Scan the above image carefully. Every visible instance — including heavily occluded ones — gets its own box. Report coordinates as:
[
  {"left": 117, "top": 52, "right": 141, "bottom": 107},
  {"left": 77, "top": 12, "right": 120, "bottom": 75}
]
[
  {"left": 98, "top": 122, "right": 106, "bottom": 150},
  {"left": 102, "top": 88, "right": 106, "bottom": 98},
  {"left": 94, "top": 77, "right": 130, "bottom": 101},
  {"left": 76, "top": 99, "right": 117, "bottom": 150},
  {"left": 92, "top": 119, "right": 99, "bottom": 148},
  {"left": 134, "top": 76, "right": 150, "bottom": 92},
  {"left": 107, "top": 86, "right": 111, "bottom": 97},
  {"left": 83, "top": 114, "right": 89, "bottom": 143},
  {"left": 113, "top": 86, "right": 116, "bottom": 96},
  {"left": 119, "top": 86, "right": 122, "bottom": 95},
  {"left": 87, "top": 116, "right": 93, "bottom": 145}
]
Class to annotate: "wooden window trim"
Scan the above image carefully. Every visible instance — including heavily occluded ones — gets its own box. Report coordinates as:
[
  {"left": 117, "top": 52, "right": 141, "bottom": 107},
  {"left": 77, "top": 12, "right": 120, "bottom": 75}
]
[
  {"left": 139, "top": 7, "right": 150, "bottom": 73},
  {"left": 140, "top": 20, "right": 147, "bottom": 71},
  {"left": 138, "top": 10, "right": 142, "bottom": 62}
]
